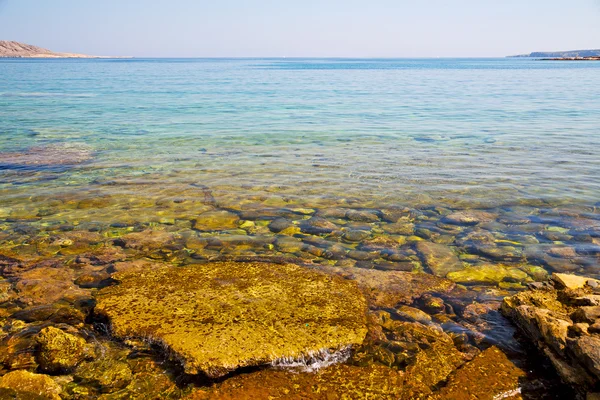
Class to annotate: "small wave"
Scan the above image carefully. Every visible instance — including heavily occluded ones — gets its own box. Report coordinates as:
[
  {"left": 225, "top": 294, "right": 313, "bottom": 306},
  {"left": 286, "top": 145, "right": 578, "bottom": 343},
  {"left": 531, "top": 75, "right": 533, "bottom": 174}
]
[
  {"left": 493, "top": 388, "right": 521, "bottom": 400},
  {"left": 270, "top": 346, "right": 352, "bottom": 373}
]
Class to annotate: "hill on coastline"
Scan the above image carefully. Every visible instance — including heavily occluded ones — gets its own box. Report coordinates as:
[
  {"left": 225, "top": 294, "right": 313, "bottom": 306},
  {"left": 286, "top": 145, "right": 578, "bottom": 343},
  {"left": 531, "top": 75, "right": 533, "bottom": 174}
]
[
  {"left": 0, "top": 40, "right": 100, "bottom": 58},
  {"left": 510, "top": 49, "right": 600, "bottom": 58}
]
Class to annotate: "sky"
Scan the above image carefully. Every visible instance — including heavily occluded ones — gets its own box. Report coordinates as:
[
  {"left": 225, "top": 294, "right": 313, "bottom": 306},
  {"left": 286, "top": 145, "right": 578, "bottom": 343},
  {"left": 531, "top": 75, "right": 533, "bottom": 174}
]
[{"left": 0, "top": 0, "right": 599, "bottom": 57}]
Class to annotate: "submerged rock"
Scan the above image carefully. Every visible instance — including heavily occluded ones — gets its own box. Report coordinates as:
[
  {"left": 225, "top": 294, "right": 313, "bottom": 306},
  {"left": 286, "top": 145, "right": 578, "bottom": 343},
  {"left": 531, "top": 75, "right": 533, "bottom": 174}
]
[
  {"left": 447, "top": 264, "right": 528, "bottom": 286},
  {"left": 0, "top": 143, "right": 93, "bottom": 169},
  {"left": 95, "top": 261, "right": 368, "bottom": 378},
  {"left": 318, "top": 266, "right": 455, "bottom": 308},
  {"left": 36, "top": 326, "right": 91, "bottom": 373},
  {"left": 431, "top": 346, "right": 525, "bottom": 399},
  {"left": 442, "top": 210, "right": 496, "bottom": 226},
  {"left": 414, "top": 241, "right": 464, "bottom": 277},
  {"left": 0, "top": 370, "right": 62, "bottom": 400},
  {"left": 187, "top": 363, "right": 407, "bottom": 400},
  {"left": 192, "top": 210, "right": 239, "bottom": 231}
]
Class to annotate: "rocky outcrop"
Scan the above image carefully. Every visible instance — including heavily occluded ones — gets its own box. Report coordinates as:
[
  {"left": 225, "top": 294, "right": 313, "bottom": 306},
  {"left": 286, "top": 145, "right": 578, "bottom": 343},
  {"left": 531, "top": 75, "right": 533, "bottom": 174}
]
[
  {"left": 501, "top": 273, "right": 600, "bottom": 397},
  {"left": 95, "top": 262, "right": 368, "bottom": 378},
  {"left": 0, "top": 40, "right": 97, "bottom": 58}
]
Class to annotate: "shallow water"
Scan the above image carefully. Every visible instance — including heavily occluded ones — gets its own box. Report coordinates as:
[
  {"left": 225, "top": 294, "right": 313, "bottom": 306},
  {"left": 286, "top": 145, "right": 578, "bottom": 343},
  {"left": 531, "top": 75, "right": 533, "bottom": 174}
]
[{"left": 0, "top": 58, "right": 598, "bottom": 398}]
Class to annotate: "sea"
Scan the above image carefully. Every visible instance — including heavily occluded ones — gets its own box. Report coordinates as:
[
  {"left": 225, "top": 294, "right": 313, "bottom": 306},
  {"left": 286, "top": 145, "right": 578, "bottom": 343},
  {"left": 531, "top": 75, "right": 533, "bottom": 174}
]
[{"left": 0, "top": 58, "right": 599, "bottom": 397}]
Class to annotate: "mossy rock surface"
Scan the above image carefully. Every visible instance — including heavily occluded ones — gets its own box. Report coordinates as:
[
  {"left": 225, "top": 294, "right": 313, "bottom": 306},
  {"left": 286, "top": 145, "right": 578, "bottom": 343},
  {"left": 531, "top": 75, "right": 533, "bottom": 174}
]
[
  {"left": 95, "top": 262, "right": 368, "bottom": 378},
  {"left": 185, "top": 363, "right": 408, "bottom": 400}
]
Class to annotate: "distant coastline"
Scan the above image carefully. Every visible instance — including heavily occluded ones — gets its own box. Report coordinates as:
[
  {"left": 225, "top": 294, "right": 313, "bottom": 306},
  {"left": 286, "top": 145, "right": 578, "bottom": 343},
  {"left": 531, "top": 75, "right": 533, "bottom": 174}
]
[
  {"left": 509, "top": 49, "right": 600, "bottom": 59},
  {"left": 0, "top": 40, "right": 126, "bottom": 59}
]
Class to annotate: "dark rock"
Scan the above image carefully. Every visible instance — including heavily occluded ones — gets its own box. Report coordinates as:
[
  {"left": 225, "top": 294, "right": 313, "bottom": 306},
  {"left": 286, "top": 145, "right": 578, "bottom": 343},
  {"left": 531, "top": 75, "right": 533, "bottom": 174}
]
[
  {"left": 347, "top": 250, "right": 378, "bottom": 261},
  {"left": 346, "top": 210, "right": 380, "bottom": 223},
  {"left": 12, "top": 304, "right": 86, "bottom": 326},
  {"left": 74, "top": 271, "right": 112, "bottom": 289},
  {"left": 342, "top": 230, "right": 371, "bottom": 243},
  {"left": 571, "top": 306, "right": 600, "bottom": 324},
  {"left": 373, "top": 261, "right": 414, "bottom": 272},
  {"left": 299, "top": 217, "right": 338, "bottom": 235},
  {"left": 268, "top": 218, "right": 294, "bottom": 233}
]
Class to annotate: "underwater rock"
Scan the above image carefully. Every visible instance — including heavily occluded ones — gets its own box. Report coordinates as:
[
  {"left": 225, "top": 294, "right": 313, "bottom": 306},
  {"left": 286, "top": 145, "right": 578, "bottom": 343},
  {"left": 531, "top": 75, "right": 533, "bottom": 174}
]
[
  {"left": 0, "top": 143, "right": 93, "bottom": 169},
  {"left": 318, "top": 266, "right": 455, "bottom": 308},
  {"left": 114, "top": 230, "right": 180, "bottom": 252},
  {"left": 442, "top": 210, "right": 496, "bottom": 226},
  {"left": 95, "top": 262, "right": 368, "bottom": 378},
  {"left": 396, "top": 305, "right": 432, "bottom": 325},
  {"left": 0, "top": 279, "right": 15, "bottom": 304},
  {"left": 447, "top": 264, "right": 528, "bottom": 286},
  {"left": 431, "top": 346, "right": 525, "bottom": 399},
  {"left": 382, "top": 221, "right": 415, "bottom": 235},
  {"left": 502, "top": 273, "right": 600, "bottom": 396},
  {"left": 12, "top": 304, "right": 86, "bottom": 326},
  {"left": 414, "top": 241, "right": 463, "bottom": 277},
  {"left": 186, "top": 363, "right": 408, "bottom": 400},
  {"left": 14, "top": 267, "right": 88, "bottom": 306},
  {"left": 36, "top": 326, "right": 91, "bottom": 373},
  {"left": 342, "top": 229, "right": 371, "bottom": 243},
  {"left": 0, "top": 370, "right": 62, "bottom": 400},
  {"left": 299, "top": 217, "right": 339, "bottom": 234},
  {"left": 75, "top": 358, "right": 133, "bottom": 394},
  {"left": 346, "top": 209, "right": 380, "bottom": 223},
  {"left": 192, "top": 210, "right": 239, "bottom": 231},
  {"left": 268, "top": 218, "right": 294, "bottom": 233}
]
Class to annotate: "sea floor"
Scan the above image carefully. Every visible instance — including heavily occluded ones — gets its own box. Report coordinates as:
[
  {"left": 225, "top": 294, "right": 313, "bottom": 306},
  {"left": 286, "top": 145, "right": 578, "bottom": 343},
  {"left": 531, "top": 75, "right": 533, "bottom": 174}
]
[{"left": 1, "top": 160, "right": 596, "bottom": 397}]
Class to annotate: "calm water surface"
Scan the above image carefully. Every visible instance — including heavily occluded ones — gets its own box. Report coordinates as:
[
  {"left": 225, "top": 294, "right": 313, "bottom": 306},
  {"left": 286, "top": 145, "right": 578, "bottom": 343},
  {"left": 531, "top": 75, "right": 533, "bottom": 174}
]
[
  {"left": 1, "top": 58, "right": 599, "bottom": 209},
  {"left": 0, "top": 58, "right": 598, "bottom": 397}
]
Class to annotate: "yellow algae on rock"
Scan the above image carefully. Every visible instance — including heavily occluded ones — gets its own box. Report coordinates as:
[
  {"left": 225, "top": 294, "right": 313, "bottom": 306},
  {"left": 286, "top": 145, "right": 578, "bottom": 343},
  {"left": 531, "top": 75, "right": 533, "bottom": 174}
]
[
  {"left": 0, "top": 370, "right": 63, "bottom": 400},
  {"left": 185, "top": 363, "right": 408, "bottom": 400},
  {"left": 36, "top": 326, "right": 92, "bottom": 373},
  {"left": 95, "top": 261, "right": 368, "bottom": 378}
]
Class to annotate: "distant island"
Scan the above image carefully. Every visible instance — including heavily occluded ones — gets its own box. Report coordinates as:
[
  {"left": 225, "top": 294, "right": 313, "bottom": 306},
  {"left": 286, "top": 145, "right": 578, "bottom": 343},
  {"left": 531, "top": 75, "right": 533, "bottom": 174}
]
[
  {"left": 509, "top": 49, "right": 600, "bottom": 60},
  {"left": 0, "top": 40, "right": 108, "bottom": 58}
]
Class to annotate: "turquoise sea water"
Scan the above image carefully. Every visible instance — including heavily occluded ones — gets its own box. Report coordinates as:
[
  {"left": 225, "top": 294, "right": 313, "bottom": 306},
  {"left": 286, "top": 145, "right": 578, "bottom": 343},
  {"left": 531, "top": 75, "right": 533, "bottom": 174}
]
[
  {"left": 1, "top": 58, "right": 599, "bottom": 209},
  {"left": 1, "top": 58, "right": 599, "bottom": 397}
]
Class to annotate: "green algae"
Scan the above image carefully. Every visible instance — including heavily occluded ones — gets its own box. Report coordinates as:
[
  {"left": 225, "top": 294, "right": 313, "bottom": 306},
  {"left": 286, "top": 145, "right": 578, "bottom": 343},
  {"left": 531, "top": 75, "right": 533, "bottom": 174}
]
[{"left": 95, "top": 261, "right": 368, "bottom": 378}]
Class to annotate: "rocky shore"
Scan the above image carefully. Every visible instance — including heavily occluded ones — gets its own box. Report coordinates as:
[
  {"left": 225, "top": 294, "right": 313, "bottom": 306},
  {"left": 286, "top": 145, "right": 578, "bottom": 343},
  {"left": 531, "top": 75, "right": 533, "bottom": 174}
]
[
  {"left": 502, "top": 273, "right": 600, "bottom": 398},
  {"left": 0, "top": 40, "right": 111, "bottom": 58},
  {"left": 1, "top": 150, "right": 598, "bottom": 397}
]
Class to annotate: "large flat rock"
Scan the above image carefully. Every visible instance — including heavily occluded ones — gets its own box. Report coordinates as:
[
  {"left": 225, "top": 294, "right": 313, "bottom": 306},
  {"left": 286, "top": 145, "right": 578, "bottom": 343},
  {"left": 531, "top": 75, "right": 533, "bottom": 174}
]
[{"left": 95, "top": 262, "right": 368, "bottom": 378}]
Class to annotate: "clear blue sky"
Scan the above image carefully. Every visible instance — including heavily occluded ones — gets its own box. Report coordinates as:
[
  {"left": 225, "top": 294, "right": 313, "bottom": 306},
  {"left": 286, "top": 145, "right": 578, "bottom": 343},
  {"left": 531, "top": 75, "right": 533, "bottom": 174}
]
[{"left": 1, "top": 0, "right": 599, "bottom": 57}]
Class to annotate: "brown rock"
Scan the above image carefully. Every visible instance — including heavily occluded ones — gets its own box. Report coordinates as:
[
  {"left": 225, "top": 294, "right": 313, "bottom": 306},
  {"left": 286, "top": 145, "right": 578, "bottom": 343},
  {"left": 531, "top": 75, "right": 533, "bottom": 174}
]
[
  {"left": 442, "top": 210, "right": 496, "bottom": 226},
  {"left": 432, "top": 346, "right": 525, "bottom": 400},
  {"left": 193, "top": 210, "right": 239, "bottom": 231},
  {"left": 572, "top": 306, "right": 600, "bottom": 324},
  {"left": 553, "top": 273, "right": 600, "bottom": 290},
  {"left": 36, "top": 326, "right": 91, "bottom": 372},
  {"left": 0, "top": 370, "right": 62, "bottom": 400},
  {"left": 415, "top": 241, "right": 463, "bottom": 277},
  {"left": 569, "top": 336, "right": 600, "bottom": 379},
  {"left": 318, "top": 265, "right": 455, "bottom": 308},
  {"left": 14, "top": 267, "right": 87, "bottom": 306}
]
